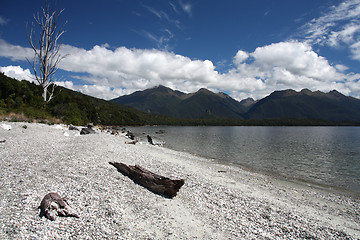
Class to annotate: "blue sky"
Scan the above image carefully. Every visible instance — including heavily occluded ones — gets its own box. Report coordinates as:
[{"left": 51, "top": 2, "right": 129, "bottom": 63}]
[{"left": 1, "top": 0, "right": 360, "bottom": 100}]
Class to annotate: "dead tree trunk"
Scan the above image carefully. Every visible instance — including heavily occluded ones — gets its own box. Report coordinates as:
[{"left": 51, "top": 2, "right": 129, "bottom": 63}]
[
  {"left": 109, "top": 162, "right": 184, "bottom": 198},
  {"left": 26, "top": 0, "right": 67, "bottom": 103}
]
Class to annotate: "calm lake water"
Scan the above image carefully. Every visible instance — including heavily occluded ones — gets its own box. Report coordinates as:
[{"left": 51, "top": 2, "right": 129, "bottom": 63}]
[{"left": 129, "top": 126, "right": 360, "bottom": 195}]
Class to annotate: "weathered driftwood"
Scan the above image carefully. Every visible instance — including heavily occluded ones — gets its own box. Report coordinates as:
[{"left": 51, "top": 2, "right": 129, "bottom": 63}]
[
  {"left": 109, "top": 162, "right": 184, "bottom": 198},
  {"left": 125, "top": 140, "right": 138, "bottom": 145},
  {"left": 147, "top": 135, "right": 154, "bottom": 145},
  {"left": 39, "top": 192, "right": 79, "bottom": 221}
]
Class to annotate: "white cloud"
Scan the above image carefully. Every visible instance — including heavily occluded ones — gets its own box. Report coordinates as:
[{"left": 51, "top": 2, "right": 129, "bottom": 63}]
[
  {"left": 298, "top": 0, "right": 360, "bottom": 60},
  {"left": 328, "top": 23, "right": 360, "bottom": 46},
  {"left": 233, "top": 50, "right": 249, "bottom": 66},
  {"left": 143, "top": 5, "right": 169, "bottom": 20},
  {"left": 1, "top": 38, "right": 359, "bottom": 100},
  {"left": 0, "top": 39, "right": 33, "bottom": 61},
  {"left": 133, "top": 29, "right": 174, "bottom": 50},
  {"left": 79, "top": 85, "right": 128, "bottom": 100},
  {"left": 221, "top": 41, "right": 357, "bottom": 99},
  {"left": 350, "top": 41, "right": 360, "bottom": 60},
  {"left": 55, "top": 80, "right": 131, "bottom": 100},
  {"left": 58, "top": 44, "right": 219, "bottom": 95},
  {"left": 252, "top": 41, "right": 343, "bottom": 82},
  {"left": 169, "top": 2, "right": 179, "bottom": 14},
  {"left": 54, "top": 80, "right": 74, "bottom": 90},
  {"left": 0, "top": 65, "right": 34, "bottom": 82},
  {"left": 303, "top": 0, "right": 360, "bottom": 40},
  {"left": 335, "top": 64, "right": 349, "bottom": 72}
]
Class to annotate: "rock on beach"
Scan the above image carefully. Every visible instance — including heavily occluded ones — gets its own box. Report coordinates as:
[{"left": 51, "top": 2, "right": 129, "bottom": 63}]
[
  {"left": 1, "top": 123, "right": 11, "bottom": 131},
  {"left": 0, "top": 121, "right": 359, "bottom": 239}
]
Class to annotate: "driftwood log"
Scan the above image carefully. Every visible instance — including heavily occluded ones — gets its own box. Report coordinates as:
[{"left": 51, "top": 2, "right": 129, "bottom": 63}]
[
  {"left": 39, "top": 192, "right": 79, "bottom": 221},
  {"left": 109, "top": 162, "right": 184, "bottom": 198}
]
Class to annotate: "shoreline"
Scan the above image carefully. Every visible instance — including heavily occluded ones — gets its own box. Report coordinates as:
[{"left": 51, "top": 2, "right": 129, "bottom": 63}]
[
  {"left": 0, "top": 121, "right": 359, "bottom": 239},
  {"left": 129, "top": 125, "right": 360, "bottom": 198},
  {"left": 214, "top": 158, "right": 360, "bottom": 199}
]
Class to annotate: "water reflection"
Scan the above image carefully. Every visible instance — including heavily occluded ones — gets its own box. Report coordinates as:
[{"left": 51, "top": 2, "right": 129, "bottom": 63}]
[{"left": 130, "top": 126, "right": 360, "bottom": 194}]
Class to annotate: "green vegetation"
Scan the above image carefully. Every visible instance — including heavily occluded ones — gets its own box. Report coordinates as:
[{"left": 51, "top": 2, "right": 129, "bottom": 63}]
[
  {"left": 1, "top": 73, "right": 359, "bottom": 126},
  {"left": 0, "top": 73, "right": 50, "bottom": 119},
  {"left": 0, "top": 73, "right": 167, "bottom": 125}
]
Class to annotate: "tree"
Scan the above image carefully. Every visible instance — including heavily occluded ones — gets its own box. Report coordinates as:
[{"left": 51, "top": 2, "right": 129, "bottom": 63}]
[{"left": 26, "top": 0, "right": 67, "bottom": 103}]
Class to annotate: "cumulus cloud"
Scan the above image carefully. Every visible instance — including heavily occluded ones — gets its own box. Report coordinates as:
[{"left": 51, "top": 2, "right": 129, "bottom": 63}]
[
  {"left": 0, "top": 65, "right": 34, "bottom": 82},
  {"left": 58, "top": 44, "right": 219, "bottom": 95},
  {"left": 0, "top": 39, "right": 33, "bottom": 61},
  {"left": 252, "top": 41, "right": 342, "bottom": 82},
  {"left": 54, "top": 80, "right": 75, "bottom": 90},
  {"left": 55, "top": 80, "right": 128, "bottom": 100},
  {"left": 0, "top": 38, "right": 358, "bottom": 100},
  {"left": 79, "top": 85, "right": 128, "bottom": 100},
  {"left": 233, "top": 50, "right": 249, "bottom": 65},
  {"left": 223, "top": 41, "right": 358, "bottom": 99}
]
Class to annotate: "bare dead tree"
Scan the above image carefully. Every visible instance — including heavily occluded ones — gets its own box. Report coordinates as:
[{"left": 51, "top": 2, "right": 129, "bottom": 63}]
[{"left": 26, "top": 0, "right": 67, "bottom": 103}]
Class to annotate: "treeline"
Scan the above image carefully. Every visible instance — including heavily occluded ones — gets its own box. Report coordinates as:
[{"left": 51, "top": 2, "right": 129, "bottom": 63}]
[
  {"left": 1, "top": 73, "right": 359, "bottom": 126},
  {"left": 159, "top": 117, "right": 360, "bottom": 126},
  {"left": 0, "top": 73, "right": 169, "bottom": 126},
  {"left": 0, "top": 73, "right": 50, "bottom": 120}
]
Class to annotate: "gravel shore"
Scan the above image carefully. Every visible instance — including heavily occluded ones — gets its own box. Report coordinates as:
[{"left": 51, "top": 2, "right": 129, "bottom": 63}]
[{"left": 0, "top": 122, "right": 359, "bottom": 239}]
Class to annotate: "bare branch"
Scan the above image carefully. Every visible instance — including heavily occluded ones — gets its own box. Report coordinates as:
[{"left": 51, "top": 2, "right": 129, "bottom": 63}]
[
  {"left": 26, "top": 0, "right": 66, "bottom": 102},
  {"left": 46, "top": 83, "right": 57, "bottom": 103}
]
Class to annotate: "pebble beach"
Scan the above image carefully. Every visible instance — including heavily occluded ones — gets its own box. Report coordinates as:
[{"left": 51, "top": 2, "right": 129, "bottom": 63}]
[{"left": 0, "top": 121, "right": 359, "bottom": 239}]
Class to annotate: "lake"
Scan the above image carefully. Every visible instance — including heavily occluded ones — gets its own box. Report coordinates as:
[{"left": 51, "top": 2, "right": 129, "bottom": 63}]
[{"left": 129, "top": 126, "right": 360, "bottom": 195}]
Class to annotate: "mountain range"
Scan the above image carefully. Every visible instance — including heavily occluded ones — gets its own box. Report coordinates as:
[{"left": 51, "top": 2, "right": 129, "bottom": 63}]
[
  {"left": 2, "top": 70, "right": 360, "bottom": 125},
  {"left": 112, "top": 86, "right": 360, "bottom": 122},
  {"left": 112, "top": 85, "right": 254, "bottom": 119}
]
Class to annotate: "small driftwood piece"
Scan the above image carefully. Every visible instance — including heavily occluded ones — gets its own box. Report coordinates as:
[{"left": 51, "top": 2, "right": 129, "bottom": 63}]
[
  {"left": 147, "top": 135, "right": 154, "bottom": 145},
  {"left": 125, "top": 139, "right": 138, "bottom": 145},
  {"left": 39, "top": 192, "right": 79, "bottom": 221},
  {"left": 109, "top": 162, "right": 184, "bottom": 198}
]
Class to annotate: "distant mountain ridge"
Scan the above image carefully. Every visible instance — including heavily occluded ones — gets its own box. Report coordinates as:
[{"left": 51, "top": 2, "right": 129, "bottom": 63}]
[
  {"left": 111, "top": 86, "right": 360, "bottom": 122},
  {"left": 111, "top": 85, "right": 253, "bottom": 119},
  {"left": 245, "top": 88, "right": 360, "bottom": 121}
]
